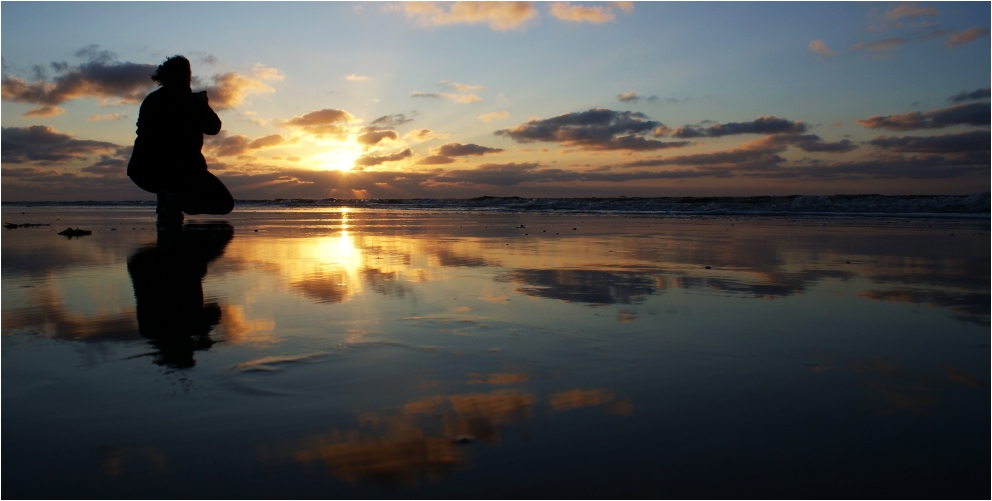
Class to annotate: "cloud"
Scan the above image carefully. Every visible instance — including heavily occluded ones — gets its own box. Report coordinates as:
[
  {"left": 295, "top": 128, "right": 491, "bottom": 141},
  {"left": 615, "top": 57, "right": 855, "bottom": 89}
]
[
  {"left": 434, "top": 142, "right": 504, "bottom": 157},
  {"left": 621, "top": 143, "right": 786, "bottom": 170},
  {"left": 1, "top": 125, "right": 120, "bottom": 164},
  {"left": 549, "top": 2, "right": 616, "bottom": 24},
  {"left": 354, "top": 148, "right": 413, "bottom": 167},
  {"left": 855, "top": 102, "right": 990, "bottom": 130},
  {"left": 344, "top": 74, "right": 370, "bottom": 81},
  {"left": 948, "top": 88, "right": 991, "bottom": 103},
  {"left": 88, "top": 113, "right": 122, "bottom": 121},
  {"left": 494, "top": 108, "right": 690, "bottom": 151},
  {"left": 612, "top": 2, "right": 634, "bottom": 13},
  {"left": 198, "top": 64, "right": 284, "bottom": 111},
  {"left": 618, "top": 136, "right": 988, "bottom": 180},
  {"left": 479, "top": 111, "right": 509, "bottom": 122},
  {"left": 850, "top": 37, "right": 907, "bottom": 52},
  {"left": 204, "top": 131, "right": 291, "bottom": 157},
  {"left": 670, "top": 116, "right": 807, "bottom": 138},
  {"left": 417, "top": 155, "right": 456, "bottom": 165},
  {"left": 22, "top": 105, "right": 66, "bottom": 117},
  {"left": 431, "top": 162, "right": 716, "bottom": 186},
  {"left": 280, "top": 108, "right": 357, "bottom": 139},
  {"left": 617, "top": 91, "right": 639, "bottom": 102},
  {"left": 743, "top": 133, "right": 858, "bottom": 153},
  {"left": 404, "top": 128, "right": 450, "bottom": 141},
  {"left": 440, "top": 80, "right": 484, "bottom": 91},
  {"left": 868, "top": 130, "right": 990, "bottom": 154},
  {"left": 882, "top": 4, "right": 939, "bottom": 20},
  {"left": 808, "top": 39, "right": 836, "bottom": 57},
  {"left": 357, "top": 129, "right": 399, "bottom": 146},
  {"left": 411, "top": 91, "right": 482, "bottom": 103},
  {"left": 1, "top": 47, "right": 156, "bottom": 106},
  {"left": 417, "top": 142, "right": 504, "bottom": 165},
  {"left": 944, "top": 27, "right": 989, "bottom": 48},
  {"left": 79, "top": 150, "right": 131, "bottom": 179},
  {"left": 371, "top": 113, "right": 414, "bottom": 127},
  {"left": 387, "top": 1, "right": 539, "bottom": 31}
]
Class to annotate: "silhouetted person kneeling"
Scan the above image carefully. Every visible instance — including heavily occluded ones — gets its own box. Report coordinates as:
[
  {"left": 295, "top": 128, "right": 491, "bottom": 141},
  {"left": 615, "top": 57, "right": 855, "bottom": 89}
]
[{"left": 127, "top": 55, "right": 233, "bottom": 227}]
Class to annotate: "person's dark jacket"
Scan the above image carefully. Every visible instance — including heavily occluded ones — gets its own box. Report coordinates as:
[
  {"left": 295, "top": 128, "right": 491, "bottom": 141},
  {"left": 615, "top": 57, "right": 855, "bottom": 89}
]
[{"left": 127, "top": 86, "right": 221, "bottom": 193}]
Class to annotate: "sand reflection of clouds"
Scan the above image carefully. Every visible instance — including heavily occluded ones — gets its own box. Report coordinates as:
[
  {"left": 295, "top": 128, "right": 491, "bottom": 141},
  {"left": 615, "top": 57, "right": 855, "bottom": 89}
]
[
  {"left": 812, "top": 355, "right": 989, "bottom": 415},
  {"left": 467, "top": 372, "right": 529, "bottom": 385},
  {"left": 2, "top": 288, "right": 139, "bottom": 342},
  {"left": 292, "top": 270, "right": 351, "bottom": 303},
  {"left": 499, "top": 269, "right": 658, "bottom": 305},
  {"left": 549, "top": 389, "right": 634, "bottom": 416},
  {"left": 856, "top": 289, "right": 990, "bottom": 326},
  {"left": 262, "top": 390, "right": 534, "bottom": 485},
  {"left": 217, "top": 305, "right": 276, "bottom": 345},
  {"left": 263, "top": 386, "right": 631, "bottom": 485}
]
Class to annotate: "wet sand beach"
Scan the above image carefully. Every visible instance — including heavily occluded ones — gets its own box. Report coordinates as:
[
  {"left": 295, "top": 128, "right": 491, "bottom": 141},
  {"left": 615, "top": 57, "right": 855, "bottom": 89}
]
[{"left": 2, "top": 206, "right": 989, "bottom": 499}]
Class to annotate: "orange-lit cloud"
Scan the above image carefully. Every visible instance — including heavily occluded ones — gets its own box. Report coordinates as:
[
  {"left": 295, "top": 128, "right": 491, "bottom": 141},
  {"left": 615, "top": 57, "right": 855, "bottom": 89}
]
[
  {"left": 808, "top": 39, "right": 836, "bottom": 57},
  {"left": 280, "top": 108, "right": 358, "bottom": 139},
  {"left": 478, "top": 111, "right": 509, "bottom": 122},
  {"left": 882, "top": 4, "right": 939, "bottom": 20},
  {"left": 617, "top": 91, "right": 639, "bottom": 102},
  {"left": 344, "top": 74, "right": 370, "bottom": 81},
  {"left": 849, "top": 37, "right": 906, "bottom": 52},
  {"left": 404, "top": 128, "right": 449, "bottom": 141},
  {"left": 199, "top": 64, "right": 284, "bottom": 111},
  {"left": 88, "top": 113, "right": 122, "bottom": 121},
  {"left": 205, "top": 131, "right": 293, "bottom": 157},
  {"left": 388, "top": 1, "right": 539, "bottom": 31},
  {"left": 855, "top": 102, "right": 990, "bottom": 130},
  {"left": 549, "top": 2, "right": 618, "bottom": 24},
  {"left": 355, "top": 148, "right": 413, "bottom": 168},
  {"left": 944, "top": 26, "right": 989, "bottom": 48},
  {"left": 357, "top": 129, "right": 399, "bottom": 146},
  {"left": 742, "top": 133, "right": 857, "bottom": 153},
  {"left": 22, "top": 105, "right": 66, "bottom": 117},
  {"left": 411, "top": 91, "right": 482, "bottom": 103},
  {"left": 1, "top": 125, "right": 120, "bottom": 164},
  {"left": 1, "top": 46, "right": 155, "bottom": 106},
  {"left": 439, "top": 80, "right": 484, "bottom": 91}
]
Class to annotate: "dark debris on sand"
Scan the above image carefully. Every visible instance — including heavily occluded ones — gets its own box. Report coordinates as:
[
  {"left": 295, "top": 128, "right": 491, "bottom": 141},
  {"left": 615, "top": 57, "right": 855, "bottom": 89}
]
[
  {"left": 4, "top": 223, "right": 51, "bottom": 229},
  {"left": 57, "top": 227, "right": 92, "bottom": 238}
]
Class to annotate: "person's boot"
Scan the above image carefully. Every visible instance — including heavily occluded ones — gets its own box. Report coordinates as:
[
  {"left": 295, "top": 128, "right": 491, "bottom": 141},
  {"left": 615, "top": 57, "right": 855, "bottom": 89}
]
[{"left": 156, "top": 189, "right": 184, "bottom": 229}]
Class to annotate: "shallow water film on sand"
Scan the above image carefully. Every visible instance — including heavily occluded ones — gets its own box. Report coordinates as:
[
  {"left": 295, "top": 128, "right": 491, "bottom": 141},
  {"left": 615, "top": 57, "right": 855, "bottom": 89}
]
[{"left": 2, "top": 206, "right": 989, "bottom": 498}]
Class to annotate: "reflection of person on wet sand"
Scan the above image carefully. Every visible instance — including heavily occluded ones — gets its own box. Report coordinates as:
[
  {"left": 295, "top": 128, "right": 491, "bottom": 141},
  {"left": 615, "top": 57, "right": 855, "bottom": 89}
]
[
  {"left": 127, "top": 224, "right": 233, "bottom": 368},
  {"left": 127, "top": 55, "right": 233, "bottom": 227}
]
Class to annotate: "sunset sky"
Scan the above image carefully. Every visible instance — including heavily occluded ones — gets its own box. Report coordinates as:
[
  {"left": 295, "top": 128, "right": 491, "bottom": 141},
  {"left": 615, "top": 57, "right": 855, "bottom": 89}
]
[{"left": 2, "top": 1, "right": 989, "bottom": 201}]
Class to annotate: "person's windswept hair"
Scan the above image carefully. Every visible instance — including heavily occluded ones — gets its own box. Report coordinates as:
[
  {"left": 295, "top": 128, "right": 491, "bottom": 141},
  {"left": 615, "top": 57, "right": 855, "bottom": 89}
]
[{"left": 150, "top": 55, "right": 192, "bottom": 87}]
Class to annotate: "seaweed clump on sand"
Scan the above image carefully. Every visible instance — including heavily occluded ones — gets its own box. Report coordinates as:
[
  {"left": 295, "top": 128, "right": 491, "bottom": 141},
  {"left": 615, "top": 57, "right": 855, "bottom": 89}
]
[{"left": 57, "top": 227, "right": 92, "bottom": 238}]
